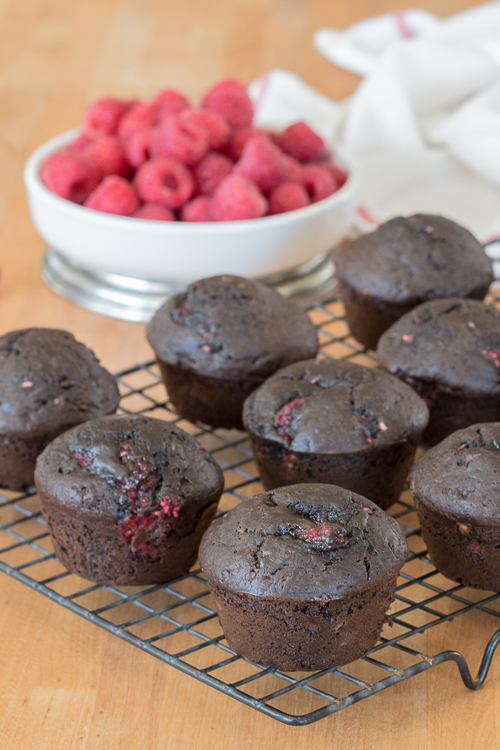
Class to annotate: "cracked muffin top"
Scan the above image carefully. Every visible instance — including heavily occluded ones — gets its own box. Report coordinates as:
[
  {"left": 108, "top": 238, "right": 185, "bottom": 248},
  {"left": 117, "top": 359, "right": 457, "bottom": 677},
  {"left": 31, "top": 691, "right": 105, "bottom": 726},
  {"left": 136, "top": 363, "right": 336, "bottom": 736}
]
[
  {"left": 335, "top": 215, "right": 492, "bottom": 304},
  {"left": 199, "top": 483, "right": 408, "bottom": 598},
  {"left": 242, "top": 359, "right": 428, "bottom": 453},
  {"left": 146, "top": 275, "right": 319, "bottom": 380},
  {"left": 0, "top": 328, "right": 120, "bottom": 434},
  {"left": 378, "top": 298, "right": 500, "bottom": 397}
]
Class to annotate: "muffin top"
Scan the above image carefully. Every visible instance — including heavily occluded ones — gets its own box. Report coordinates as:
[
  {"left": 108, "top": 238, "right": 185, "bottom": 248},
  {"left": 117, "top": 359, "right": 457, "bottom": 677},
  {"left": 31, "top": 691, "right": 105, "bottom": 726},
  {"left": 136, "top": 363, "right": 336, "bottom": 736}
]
[
  {"left": 199, "top": 483, "right": 408, "bottom": 599},
  {"left": 34, "top": 414, "right": 224, "bottom": 522},
  {"left": 243, "top": 359, "right": 428, "bottom": 452},
  {"left": 378, "top": 298, "right": 500, "bottom": 397},
  {"left": 411, "top": 423, "right": 500, "bottom": 527},
  {"left": 335, "top": 215, "right": 493, "bottom": 304},
  {"left": 146, "top": 275, "right": 319, "bottom": 380},
  {"left": 0, "top": 328, "right": 120, "bottom": 434}
]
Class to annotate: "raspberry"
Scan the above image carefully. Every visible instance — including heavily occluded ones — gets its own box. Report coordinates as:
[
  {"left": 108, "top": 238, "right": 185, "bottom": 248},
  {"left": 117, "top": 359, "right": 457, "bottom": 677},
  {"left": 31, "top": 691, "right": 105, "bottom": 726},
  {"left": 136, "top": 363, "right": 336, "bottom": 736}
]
[
  {"left": 154, "top": 89, "right": 190, "bottom": 118},
  {"left": 283, "top": 155, "right": 302, "bottom": 182},
  {"left": 268, "top": 182, "right": 310, "bottom": 215},
  {"left": 134, "top": 157, "right": 195, "bottom": 209},
  {"left": 150, "top": 115, "right": 208, "bottom": 166},
  {"left": 194, "top": 152, "right": 233, "bottom": 195},
  {"left": 84, "top": 175, "right": 140, "bottom": 216},
  {"left": 133, "top": 203, "right": 175, "bottom": 221},
  {"left": 117, "top": 102, "right": 159, "bottom": 141},
  {"left": 83, "top": 135, "right": 131, "bottom": 178},
  {"left": 84, "top": 97, "right": 135, "bottom": 136},
  {"left": 324, "top": 161, "right": 348, "bottom": 189},
  {"left": 224, "top": 126, "right": 268, "bottom": 161},
  {"left": 125, "top": 128, "right": 154, "bottom": 168},
  {"left": 300, "top": 165, "right": 336, "bottom": 202},
  {"left": 179, "top": 109, "right": 230, "bottom": 150},
  {"left": 181, "top": 196, "right": 213, "bottom": 222},
  {"left": 235, "top": 136, "right": 288, "bottom": 193},
  {"left": 276, "top": 122, "right": 327, "bottom": 163},
  {"left": 41, "top": 150, "right": 101, "bottom": 204},
  {"left": 201, "top": 78, "right": 254, "bottom": 129},
  {"left": 212, "top": 175, "right": 267, "bottom": 221},
  {"left": 274, "top": 397, "right": 306, "bottom": 442},
  {"left": 69, "top": 132, "right": 97, "bottom": 152}
]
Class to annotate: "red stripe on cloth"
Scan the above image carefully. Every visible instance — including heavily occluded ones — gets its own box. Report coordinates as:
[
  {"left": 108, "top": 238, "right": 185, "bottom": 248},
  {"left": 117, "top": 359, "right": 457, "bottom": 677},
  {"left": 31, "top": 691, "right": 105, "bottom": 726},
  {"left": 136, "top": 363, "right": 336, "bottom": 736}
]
[
  {"left": 394, "top": 12, "right": 415, "bottom": 39},
  {"left": 357, "top": 204, "right": 380, "bottom": 226}
]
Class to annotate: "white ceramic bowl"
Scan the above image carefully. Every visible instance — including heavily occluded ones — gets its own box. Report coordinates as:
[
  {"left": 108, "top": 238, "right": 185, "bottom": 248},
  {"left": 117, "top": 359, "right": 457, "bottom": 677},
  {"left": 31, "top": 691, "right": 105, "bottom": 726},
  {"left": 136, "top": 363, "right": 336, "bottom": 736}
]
[{"left": 24, "top": 129, "right": 359, "bottom": 285}]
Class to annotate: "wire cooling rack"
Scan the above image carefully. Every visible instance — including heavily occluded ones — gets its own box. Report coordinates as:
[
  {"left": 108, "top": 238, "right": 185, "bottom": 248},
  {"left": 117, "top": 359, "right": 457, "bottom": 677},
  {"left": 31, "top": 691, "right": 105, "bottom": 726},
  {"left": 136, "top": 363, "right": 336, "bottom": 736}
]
[{"left": 1, "top": 293, "right": 500, "bottom": 726}]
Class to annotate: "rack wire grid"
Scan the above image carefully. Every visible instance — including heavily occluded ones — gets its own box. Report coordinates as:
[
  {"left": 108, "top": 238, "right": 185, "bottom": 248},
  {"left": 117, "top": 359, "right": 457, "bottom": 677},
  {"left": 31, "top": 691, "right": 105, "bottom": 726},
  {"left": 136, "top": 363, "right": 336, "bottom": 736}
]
[{"left": 1, "top": 291, "right": 500, "bottom": 727}]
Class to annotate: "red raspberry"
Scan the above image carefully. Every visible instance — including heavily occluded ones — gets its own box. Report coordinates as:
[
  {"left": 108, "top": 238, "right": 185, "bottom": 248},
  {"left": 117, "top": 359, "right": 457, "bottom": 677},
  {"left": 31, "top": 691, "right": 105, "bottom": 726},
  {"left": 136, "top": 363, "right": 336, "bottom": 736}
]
[
  {"left": 41, "top": 150, "right": 101, "bottom": 204},
  {"left": 201, "top": 78, "right": 254, "bottom": 129},
  {"left": 69, "top": 132, "right": 97, "bottom": 152},
  {"left": 150, "top": 115, "right": 208, "bottom": 166},
  {"left": 133, "top": 203, "right": 175, "bottom": 221},
  {"left": 134, "top": 158, "right": 195, "bottom": 209},
  {"left": 154, "top": 89, "right": 190, "bottom": 118},
  {"left": 84, "top": 97, "right": 135, "bottom": 136},
  {"left": 118, "top": 102, "right": 159, "bottom": 142},
  {"left": 125, "top": 128, "right": 154, "bottom": 168},
  {"left": 181, "top": 196, "right": 213, "bottom": 222},
  {"left": 276, "top": 122, "right": 327, "bottom": 163},
  {"left": 283, "top": 155, "right": 302, "bottom": 182},
  {"left": 224, "top": 126, "right": 268, "bottom": 161},
  {"left": 324, "top": 161, "right": 348, "bottom": 189},
  {"left": 83, "top": 135, "right": 131, "bottom": 178},
  {"left": 300, "top": 165, "right": 336, "bottom": 202},
  {"left": 268, "top": 182, "right": 310, "bottom": 214},
  {"left": 84, "top": 175, "right": 140, "bottom": 216},
  {"left": 179, "top": 108, "right": 230, "bottom": 150},
  {"left": 194, "top": 152, "right": 233, "bottom": 196},
  {"left": 235, "top": 136, "right": 288, "bottom": 193},
  {"left": 212, "top": 175, "right": 267, "bottom": 221}
]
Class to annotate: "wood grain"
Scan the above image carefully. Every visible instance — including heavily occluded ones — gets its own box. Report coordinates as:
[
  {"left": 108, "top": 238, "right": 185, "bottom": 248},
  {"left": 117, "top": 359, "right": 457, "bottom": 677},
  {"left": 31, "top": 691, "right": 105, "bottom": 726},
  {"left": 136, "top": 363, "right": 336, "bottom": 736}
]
[{"left": 0, "top": 0, "right": 496, "bottom": 747}]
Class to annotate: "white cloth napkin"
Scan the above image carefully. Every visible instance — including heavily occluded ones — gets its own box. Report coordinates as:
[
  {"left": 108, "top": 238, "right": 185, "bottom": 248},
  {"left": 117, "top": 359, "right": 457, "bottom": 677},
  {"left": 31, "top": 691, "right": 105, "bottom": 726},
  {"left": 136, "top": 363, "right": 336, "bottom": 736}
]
[{"left": 249, "top": 1, "right": 500, "bottom": 264}]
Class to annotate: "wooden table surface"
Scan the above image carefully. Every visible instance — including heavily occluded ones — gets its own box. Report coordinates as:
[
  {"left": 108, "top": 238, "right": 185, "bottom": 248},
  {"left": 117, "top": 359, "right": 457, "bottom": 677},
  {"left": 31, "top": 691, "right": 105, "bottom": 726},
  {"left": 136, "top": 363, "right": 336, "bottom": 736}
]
[{"left": 0, "top": 0, "right": 497, "bottom": 747}]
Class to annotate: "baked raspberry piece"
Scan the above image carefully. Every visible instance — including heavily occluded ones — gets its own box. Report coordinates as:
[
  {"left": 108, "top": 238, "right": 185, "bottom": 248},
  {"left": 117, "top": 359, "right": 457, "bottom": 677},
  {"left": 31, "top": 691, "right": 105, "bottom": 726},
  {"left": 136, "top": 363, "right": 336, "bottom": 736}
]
[
  {"left": 268, "top": 182, "right": 310, "bottom": 215},
  {"left": 125, "top": 128, "right": 154, "bottom": 168},
  {"left": 150, "top": 115, "right": 208, "bottom": 166},
  {"left": 84, "top": 175, "right": 140, "bottom": 216},
  {"left": 117, "top": 102, "right": 159, "bottom": 142},
  {"left": 84, "top": 97, "right": 135, "bottom": 136},
  {"left": 133, "top": 203, "right": 175, "bottom": 221},
  {"left": 134, "top": 157, "right": 195, "bottom": 209},
  {"left": 195, "top": 153, "right": 233, "bottom": 196},
  {"left": 83, "top": 135, "right": 131, "bottom": 178},
  {"left": 154, "top": 89, "right": 190, "bottom": 118},
  {"left": 179, "top": 108, "right": 230, "bottom": 150},
  {"left": 201, "top": 78, "right": 254, "bottom": 129},
  {"left": 41, "top": 150, "right": 101, "bottom": 204},
  {"left": 283, "top": 155, "right": 302, "bottom": 182},
  {"left": 181, "top": 196, "right": 213, "bottom": 222},
  {"left": 235, "top": 136, "right": 288, "bottom": 193},
  {"left": 300, "top": 164, "right": 336, "bottom": 202},
  {"left": 224, "top": 126, "right": 268, "bottom": 161},
  {"left": 212, "top": 175, "right": 267, "bottom": 221},
  {"left": 324, "top": 161, "right": 348, "bottom": 189},
  {"left": 276, "top": 122, "right": 327, "bottom": 163}
]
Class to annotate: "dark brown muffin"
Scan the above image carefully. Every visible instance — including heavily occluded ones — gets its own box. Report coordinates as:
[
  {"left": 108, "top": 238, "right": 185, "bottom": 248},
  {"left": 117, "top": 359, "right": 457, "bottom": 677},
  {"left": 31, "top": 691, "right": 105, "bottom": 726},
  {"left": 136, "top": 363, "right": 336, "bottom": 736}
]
[
  {"left": 242, "top": 358, "right": 428, "bottom": 510},
  {"left": 199, "top": 483, "right": 408, "bottom": 671},
  {"left": 411, "top": 423, "right": 500, "bottom": 591},
  {"left": 34, "top": 414, "right": 224, "bottom": 585},
  {"left": 0, "top": 328, "right": 120, "bottom": 491},
  {"left": 335, "top": 215, "right": 493, "bottom": 350},
  {"left": 146, "top": 275, "right": 319, "bottom": 430},
  {"left": 377, "top": 298, "right": 500, "bottom": 446}
]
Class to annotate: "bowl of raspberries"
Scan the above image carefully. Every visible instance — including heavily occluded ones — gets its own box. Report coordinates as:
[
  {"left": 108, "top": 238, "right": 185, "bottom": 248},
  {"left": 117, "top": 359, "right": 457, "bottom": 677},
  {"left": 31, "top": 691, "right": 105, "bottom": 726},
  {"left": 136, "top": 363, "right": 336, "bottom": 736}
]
[{"left": 24, "top": 78, "right": 358, "bottom": 284}]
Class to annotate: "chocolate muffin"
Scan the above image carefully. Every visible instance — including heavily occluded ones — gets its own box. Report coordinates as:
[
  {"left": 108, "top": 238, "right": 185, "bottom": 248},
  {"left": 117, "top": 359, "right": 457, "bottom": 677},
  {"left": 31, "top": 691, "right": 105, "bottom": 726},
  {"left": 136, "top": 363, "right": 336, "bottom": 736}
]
[
  {"left": 0, "top": 328, "right": 120, "bottom": 491},
  {"left": 199, "top": 483, "right": 408, "bottom": 671},
  {"left": 34, "top": 414, "right": 224, "bottom": 585},
  {"left": 335, "top": 215, "right": 493, "bottom": 350},
  {"left": 242, "top": 359, "right": 428, "bottom": 509},
  {"left": 377, "top": 298, "right": 500, "bottom": 446},
  {"left": 146, "top": 275, "right": 319, "bottom": 430},
  {"left": 411, "top": 423, "right": 500, "bottom": 591}
]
